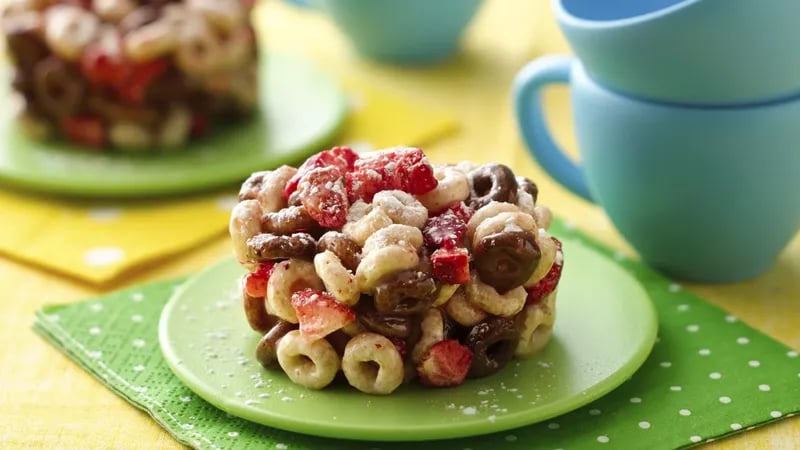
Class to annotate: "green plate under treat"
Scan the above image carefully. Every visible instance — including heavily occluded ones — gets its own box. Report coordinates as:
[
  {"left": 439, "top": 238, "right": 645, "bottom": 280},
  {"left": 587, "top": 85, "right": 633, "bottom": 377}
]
[
  {"left": 0, "top": 54, "right": 347, "bottom": 198},
  {"left": 159, "top": 238, "right": 658, "bottom": 441}
]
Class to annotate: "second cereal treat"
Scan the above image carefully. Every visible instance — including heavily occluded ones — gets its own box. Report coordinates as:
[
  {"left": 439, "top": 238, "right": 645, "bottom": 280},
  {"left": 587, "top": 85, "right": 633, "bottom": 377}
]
[{"left": 229, "top": 146, "right": 565, "bottom": 395}]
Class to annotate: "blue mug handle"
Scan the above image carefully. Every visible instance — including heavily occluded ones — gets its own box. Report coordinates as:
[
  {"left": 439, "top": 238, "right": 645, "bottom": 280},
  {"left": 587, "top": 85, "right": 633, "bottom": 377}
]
[{"left": 513, "top": 55, "right": 593, "bottom": 202}]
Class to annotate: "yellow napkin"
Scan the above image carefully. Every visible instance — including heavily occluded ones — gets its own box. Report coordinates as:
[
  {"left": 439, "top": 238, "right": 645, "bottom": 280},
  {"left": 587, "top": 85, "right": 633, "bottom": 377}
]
[{"left": 0, "top": 82, "right": 458, "bottom": 284}]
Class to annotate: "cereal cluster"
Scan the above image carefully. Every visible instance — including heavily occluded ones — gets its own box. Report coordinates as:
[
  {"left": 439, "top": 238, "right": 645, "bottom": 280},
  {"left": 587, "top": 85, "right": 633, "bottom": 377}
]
[
  {"left": 230, "top": 147, "right": 564, "bottom": 394},
  {"left": 2, "top": 0, "right": 257, "bottom": 150}
]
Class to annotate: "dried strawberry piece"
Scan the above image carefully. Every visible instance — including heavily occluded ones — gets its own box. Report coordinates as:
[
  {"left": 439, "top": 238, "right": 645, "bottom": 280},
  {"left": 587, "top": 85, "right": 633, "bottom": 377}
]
[
  {"left": 390, "top": 337, "right": 408, "bottom": 360},
  {"left": 60, "top": 116, "right": 106, "bottom": 148},
  {"left": 243, "top": 262, "right": 276, "bottom": 298},
  {"left": 444, "top": 201, "right": 475, "bottom": 223},
  {"left": 296, "top": 165, "right": 349, "bottom": 229},
  {"left": 525, "top": 237, "right": 564, "bottom": 305},
  {"left": 424, "top": 208, "right": 469, "bottom": 249},
  {"left": 114, "top": 58, "right": 168, "bottom": 104},
  {"left": 291, "top": 289, "right": 355, "bottom": 340},
  {"left": 417, "top": 339, "right": 473, "bottom": 387},
  {"left": 431, "top": 247, "right": 470, "bottom": 285},
  {"left": 347, "top": 148, "right": 438, "bottom": 201},
  {"left": 80, "top": 36, "right": 128, "bottom": 87},
  {"left": 284, "top": 146, "right": 359, "bottom": 199}
]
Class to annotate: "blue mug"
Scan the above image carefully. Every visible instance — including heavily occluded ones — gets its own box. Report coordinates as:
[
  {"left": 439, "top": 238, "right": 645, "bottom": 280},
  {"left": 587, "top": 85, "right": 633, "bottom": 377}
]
[
  {"left": 555, "top": 0, "right": 800, "bottom": 105},
  {"left": 307, "top": 0, "right": 484, "bottom": 64},
  {"left": 513, "top": 55, "right": 800, "bottom": 282}
]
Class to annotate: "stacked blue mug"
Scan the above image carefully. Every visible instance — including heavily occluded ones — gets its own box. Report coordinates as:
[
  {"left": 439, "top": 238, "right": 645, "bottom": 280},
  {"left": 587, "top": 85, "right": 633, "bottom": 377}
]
[{"left": 514, "top": 0, "right": 800, "bottom": 282}]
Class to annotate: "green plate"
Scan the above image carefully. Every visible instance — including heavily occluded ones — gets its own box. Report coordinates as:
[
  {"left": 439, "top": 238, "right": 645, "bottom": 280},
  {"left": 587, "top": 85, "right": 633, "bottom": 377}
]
[
  {"left": 159, "top": 237, "right": 657, "bottom": 441},
  {"left": 0, "top": 54, "right": 347, "bottom": 198}
]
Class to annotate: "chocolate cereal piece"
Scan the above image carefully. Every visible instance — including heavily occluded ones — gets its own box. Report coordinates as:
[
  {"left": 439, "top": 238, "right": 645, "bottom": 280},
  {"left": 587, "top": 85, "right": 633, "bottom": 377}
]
[
  {"left": 468, "top": 163, "right": 519, "bottom": 210},
  {"left": 247, "top": 232, "right": 316, "bottom": 261},
  {"left": 473, "top": 230, "right": 541, "bottom": 292}
]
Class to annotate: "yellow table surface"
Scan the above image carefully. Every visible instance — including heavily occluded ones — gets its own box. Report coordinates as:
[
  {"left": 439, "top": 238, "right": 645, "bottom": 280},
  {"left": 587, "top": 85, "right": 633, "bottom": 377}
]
[{"left": 3, "top": 1, "right": 799, "bottom": 448}]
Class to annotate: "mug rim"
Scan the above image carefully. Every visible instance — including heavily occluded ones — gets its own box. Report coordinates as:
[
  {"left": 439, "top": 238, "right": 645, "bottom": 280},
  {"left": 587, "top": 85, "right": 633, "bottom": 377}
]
[{"left": 553, "top": 0, "right": 703, "bottom": 29}]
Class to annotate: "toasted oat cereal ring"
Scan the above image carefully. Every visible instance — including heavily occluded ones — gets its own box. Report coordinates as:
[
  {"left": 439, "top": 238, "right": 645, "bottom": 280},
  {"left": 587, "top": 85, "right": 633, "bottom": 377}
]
[
  {"left": 317, "top": 231, "right": 361, "bottom": 272},
  {"left": 467, "top": 163, "right": 519, "bottom": 210},
  {"left": 472, "top": 211, "right": 538, "bottom": 248},
  {"left": 465, "top": 316, "right": 520, "bottom": 378},
  {"left": 473, "top": 229, "right": 541, "bottom": 292},
  {"left": 343, "top": 206, "right": 393, "bottom": 247},
  {"left": 355, "top": 244, "right": 419, "bottom": 291},
  {"left": 516, "top": 188, "right": 536, "bottom": 217},
  {"left": 247, "top": 232, "right": 316, "bottom": 261},
  {"left": 373, "top": 190, "right": 428, "bottom": 229},
  {"left": 416, "top": 166, "right": 470, "bottom": 213},
  {"left": 373, "top": 270, "right": 436, "bottom": 315},
  {"left": 431, "top": 283, "right": 459, "bottom": 307},
  {"left": 175, "top": 15, "right": 225, "bottom": 76},
  {"left": 465, "top": 272, "right": 526, "bottom": 317},
  {"left": 123, "top": 20, "right": 178, "bottom": 62},
  {"left": 411, "top": 308, "right": 453, "bottom": 364},
  {"left": 533, "top": 205, "right": 553, "bottom": 230},
  {"left": 314, "top": 250, "right": 359, "bottom": 306},
  {"left": 186, "top": 0, "right": 244, "bottom": 33},
  {"left": 342, "top": 332, "right": 404, "bottom": 395},
  {"left": 44, "top": 4, "right": 99, "bottom": 60},
  {"left": 261, "top": 206, "right": 318, "bottom": 236},
  {"left": 516, "top": 176, "right": 538, "bottom": 204},
  {"left": 33, "top": 57, "right": 84, "bottom": 117},
  {"left": 362, "top": 224, "right": 423, "bottom": 257},
  {"left": 157, "top": 107, "right": 192, "bottom": 148},
  {"left": 118, "top": 5, "right": 159, "bottom": 34},
  {"left": 255, "top": 320, "right": 297, "bottom": 368},
  {"left": 515, "top": 291, "right": 556, "bottom": 357},
  {"left": 220, "top": 26, "right": 253, "bottom": 70},
  {"left": 444, "top": 287, "right": 488, "bottom": 327},
  {"left": 465, "top": 201, "right": 520, "bottom": 245},
  {"left": 92, "top": 0, "right": 135, "bottom": 23},
  {"left": 277, "top": 330, "right": 340, "bottom": 390},
  {"left": 255, "top": 166, "right": 297, "bottom": 213},
  {"left": 229, "top": 199, "right": 262, "bottom": 267},
  {"left": 109, "top": 120, "right": 154, "bottom": 150},
  {"left": 525, "top": 231, "right": 557, "bottom": 287},
  {"left": 266, "top": 259, "right": 323, "bottom": 323},
  {"left": 238, "top": 170, "right": 270, "bottom": 201}
]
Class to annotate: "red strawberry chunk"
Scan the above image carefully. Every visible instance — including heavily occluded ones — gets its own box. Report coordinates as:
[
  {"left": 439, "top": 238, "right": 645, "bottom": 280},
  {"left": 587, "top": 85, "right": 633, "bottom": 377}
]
[
  {"left": 284, "top": 146, "right": 359, "bottom": 199},
  {"left": 115, "top": 58, "right": 168, "bottom": 104},
  {"left": 80, "top": 36, "right": 129, "bottom": 87},
  {"left": 347, "top": 148, "right": 438, "bottom": 201},
  {"left": 243, "top": 262, "right": 276, "bottom": 298},
  {"left": 444, "top": 201, "right": 475, "bottom": 223},
  {"left": 417, "top": 339, "right": 473, "bottom": 387},
  {"left": 296, "top": 165, "right": 349, "bottom": 228},
  {"left": 423, "top": 208, "right": 469, "bottom": 249},
  {"left": 390, "top": 337, "right": 408, "bottom": 360},
  {"left": 431, "top": 247, "right": 470, "bottom": 285},
  {"left": 291, "top": 289, "right": 355, "bottom": 340},
  {"left": 60, "top": 116, "right": 106, "bottom": 148},
  {"left": 525, "top": 237, "right": 564, "bottom": 305}
]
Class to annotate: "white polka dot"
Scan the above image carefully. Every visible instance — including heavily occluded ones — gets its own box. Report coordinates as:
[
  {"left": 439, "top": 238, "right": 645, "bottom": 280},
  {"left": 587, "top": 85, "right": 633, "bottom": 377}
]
[
  {"left": 597, "top": 435, "right": 609, "bottom": 443},
  {"left": 690, "top": 436, "right": 702, "bottom": 443},
  {"left": 87, "top": 207, "right": 122, "bottom": 222},
  {"left": 547, "top": 422, "right": 560, "bottom": 430},
  {"left": 227, "top": 431, "right": 239, "bottom": 437},
  {"left": 276, "top": 444, "right": 288, "bottom": 450},
  {"left": 709, "top": 372, "right": 722, "bottom": 379},
  {"left": 133, "top": 364, "right": 145, "bottom": 372},
  {"left": 660, "top": 361, "right": 672, "bottom": 368},
  {"left": 706, "top": 439, "right": 716, "bottom": 443},
  {"left": 89, "top": 303, "right": 103, "bottom": 312},
  {"left": 88, "top": 327, "right": 101, "bottom": 335},
  {"left": 87, "top": 351, "right": 102, "bottom": 359},
  {"left": 83, "top": 247, "right": 125, "bottom": 267},
  {"left": 686, "top": 324, "right": 700, "bottom": 333},
  {"left": 771, "top": 411, "right": 782, "bottom": 418},
  {"left": 131, "top": 292, "right": 144, "bottom": 302},
  {"left": 669, "top": 283, "right": 682, "bottom": 293},
  {"left": 132, "top": 386, "right": 147, "bottom": 393},
  {"left": 737, "top": 337, "right": 750, "bottom": 345},
  {"left": 725, "top": 314, "right": 738, "bottom": 323},
  {"left": 677, "top": 304, "right": 689, "bottom": 312},
  {"left": 630, "top": 397, "right": 642, "bottom": 404},
  {"left": 698, "top": 348, "right": 711, "bottom": 356},
  {"left": 589, "top": 409, "right": 602, "bottom": 416},
  {"left": 182, "top": 424, "right": 194, "bottom": 430},
  {"left": 759, "top": 384, "right": 771, "bottom": 392},
  {"left": 670, "top": 386, "right": 682, "bottom": 392},
  {"left": 730, "top": 423, "right": 742, "bottom": 431},
  {"left": 504, "top": 435, "right": 518, "bottom": 442},
  {"left": 748, "top": 360, "right": 761, "bottom": 367},
  {"left": 132, "top": 339, "right": 146, "bottom": 348},
  {"left": 180, "top": 396, "right": 192, "bottom": 402},
  {"left": 215, "top": 195, "right": 238, "bottom": 212},
  {"left": 719, "top": 396, "right": 732, "bottom": 404},
  {"left": 639, "top": 421, "right": 651, "bottom": 429},
  {"left": 131, "top": 314, "right": 143, "bottom": 323},
  {"left": 787, "top": 350, "right": 798, "bottom": 358},
  {"left": 344, "top": 141, "right": 375, "bottom": 155},
  {"left": 679, "top": 409, "right": 691, "bottom": 416}
]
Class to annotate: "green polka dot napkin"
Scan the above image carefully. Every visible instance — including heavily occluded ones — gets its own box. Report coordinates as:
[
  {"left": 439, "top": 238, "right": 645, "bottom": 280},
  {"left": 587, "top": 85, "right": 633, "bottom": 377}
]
[{"left": 34, "top": 221, "right": 800, "bottom": 450}]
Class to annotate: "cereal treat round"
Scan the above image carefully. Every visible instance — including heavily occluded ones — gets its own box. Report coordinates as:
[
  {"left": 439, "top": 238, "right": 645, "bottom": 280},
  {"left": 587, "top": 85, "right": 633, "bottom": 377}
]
[
  {"left": 230, "top": 146, "right": 566, "bottom": 394},
  {"left": 2, "top": 0, "right": 258, "bottom": 151}
]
